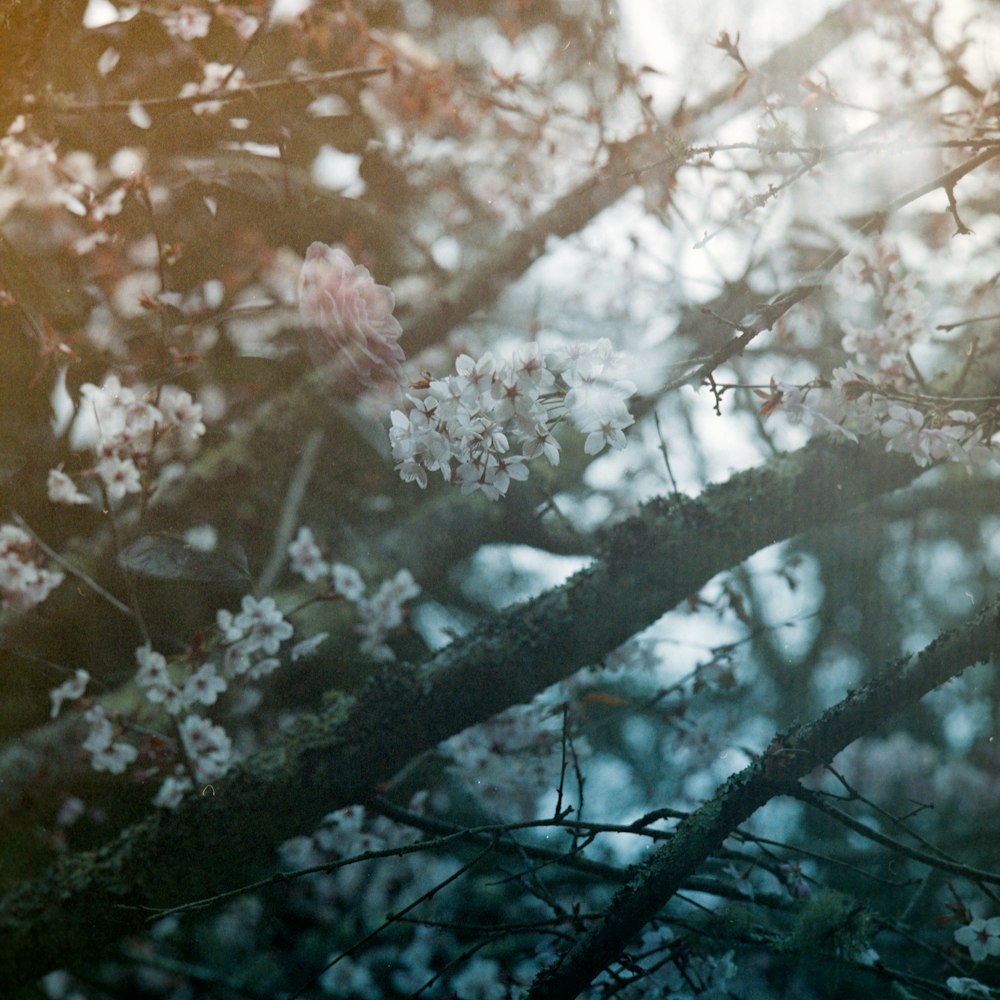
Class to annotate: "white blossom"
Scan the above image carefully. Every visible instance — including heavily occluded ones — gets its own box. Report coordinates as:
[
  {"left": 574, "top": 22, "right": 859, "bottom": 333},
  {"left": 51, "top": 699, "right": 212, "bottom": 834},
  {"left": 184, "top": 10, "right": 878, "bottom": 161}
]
[
  {"left": 182, "top": 663, "right": 227, "bottom": 707},
  {"left": 233, "top": 595, "right": 293, "bottom": 655},
  {"left": 153, "top": 772, "right": 194, "bottom": 809},
  {"left": 955, "top": 916, "right": 1000, "bottom": 963},
  {"left": 389, "top": 339, "right": 635, "bottom": 500},
  {"left": 158, "top": 386, "right": 205, "bottom": 439},
  {"left": 47, "top": 468, "right": 91, "bottom": 505},
  {"left": 0, "top": 522, "right": 64, "bottom": 611},
  {"left": 288, "top": 526, "right": 330, "bottom": 582},
  {"left": 179, "top": 714, "right": 233, "bottom": 782},
  {"left": 49, "top": 670, "right": 90, "bottom": 719},
  {"left": 95, "top": 454, "right": 142, "bottom": 500},
  {"left": 178, "top": 63, "right": 246, "bottom": 115},
  {"left": 332, "top": 563, "right": 365, "bottom": 602}
]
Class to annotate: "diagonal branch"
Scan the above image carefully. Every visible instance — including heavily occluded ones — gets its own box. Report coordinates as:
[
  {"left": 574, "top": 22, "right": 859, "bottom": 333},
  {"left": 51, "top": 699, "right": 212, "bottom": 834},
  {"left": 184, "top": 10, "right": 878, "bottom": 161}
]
[
  {"left": 0, "top": 433, "right": 927, "bottom": 987},
  {"left": 525, "top": 600, "right": 1000, "bottom": 998},
  {"left": 134, "top": 2, "right": 864, "bottom": 528},
  {"left": 661, "top": 145, "right": 1000, "bottom": 394},
  {"left": 401, "top": 3, "right": 862, "bottom": 356}
]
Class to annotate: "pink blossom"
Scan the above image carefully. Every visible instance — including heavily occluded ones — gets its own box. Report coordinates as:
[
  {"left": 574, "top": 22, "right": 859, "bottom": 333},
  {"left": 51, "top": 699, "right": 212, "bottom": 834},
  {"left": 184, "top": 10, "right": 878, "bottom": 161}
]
[
  {"left": 95, "top": 454, "right": 142, "bottom": 500},
  {"left": 298, "top": 242, "right": 405, "bottom": 388}
]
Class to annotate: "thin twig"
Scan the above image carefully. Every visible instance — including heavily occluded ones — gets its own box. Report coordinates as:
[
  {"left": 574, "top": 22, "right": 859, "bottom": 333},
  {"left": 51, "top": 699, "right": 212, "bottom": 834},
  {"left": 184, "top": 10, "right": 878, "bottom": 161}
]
[
  {"left": 10, "top": 511, "right": 133, "bottom": 618},
  {"left": 27, "top": 66, "right": 387, "bottom": 116},
  {"left": 661, "top": 145, "right": 1000, "bottom": 395}
]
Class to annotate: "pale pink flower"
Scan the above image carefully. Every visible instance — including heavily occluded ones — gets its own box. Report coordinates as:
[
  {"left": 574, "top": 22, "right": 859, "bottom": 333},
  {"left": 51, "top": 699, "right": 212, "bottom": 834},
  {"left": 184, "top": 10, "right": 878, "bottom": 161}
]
[
  {"left": 298, "top": 242, "right": 405, "bottom": 388},
  {"left": 95, "top": 454, "right": 142, "bottom": 500}
]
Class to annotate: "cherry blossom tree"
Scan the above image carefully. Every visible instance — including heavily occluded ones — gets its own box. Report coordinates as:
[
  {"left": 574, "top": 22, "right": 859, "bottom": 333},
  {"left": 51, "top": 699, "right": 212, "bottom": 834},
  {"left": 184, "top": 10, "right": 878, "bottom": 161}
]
[{"left": 1, "top": 1, "right": 1000, "bottom": 999}]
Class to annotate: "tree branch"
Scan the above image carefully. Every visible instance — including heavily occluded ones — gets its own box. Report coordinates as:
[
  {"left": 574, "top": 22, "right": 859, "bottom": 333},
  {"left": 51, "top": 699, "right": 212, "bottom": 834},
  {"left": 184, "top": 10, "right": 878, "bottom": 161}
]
[
  {"left": 526, "top": 600, "right": 1000, "bottom": 998},
  {"left": 0, "top": 433, "right": 927, "bottom": 987}
]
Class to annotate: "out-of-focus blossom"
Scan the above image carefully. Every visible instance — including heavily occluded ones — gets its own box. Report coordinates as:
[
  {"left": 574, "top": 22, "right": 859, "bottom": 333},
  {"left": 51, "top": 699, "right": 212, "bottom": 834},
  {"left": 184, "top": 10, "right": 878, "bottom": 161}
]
[
  {"left": 47, "top": 468, "right": 91, "bottom": 506},
  {"left": 288, "top": 526, "right": 330, "bottom": 582},
  {"left": 161, "top": 7, "right": 211, "bottom": 41},
  {"left": 0, "top": 522, "right": 64, "bottom": 611},
  {"left": 298, "top": 242, "right": 405, "bottom": 387},
  {"left": 49, "top": 670, "right": 90, "bottom": 719},
  {"left": 178, "top": 63, "right": 246, "bottom": 115}
]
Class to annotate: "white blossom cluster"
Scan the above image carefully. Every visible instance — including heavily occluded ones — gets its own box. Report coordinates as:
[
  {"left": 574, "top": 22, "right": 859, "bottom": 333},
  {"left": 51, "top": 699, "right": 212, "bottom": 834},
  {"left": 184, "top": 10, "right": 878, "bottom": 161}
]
[
  {"left": 0, "top": 114, "right": 133, "bottom": 246},
  {"left": 161, "top": 6, "right": 258, "bottom": 43},
  {"left": 0, "top": 116, "right": 77, "bottom": 222},
  {"left": 280, "top": 799, "right": 506, "bottom": 997},
  {"left": 771, "top": 256, "right": 998, "bottom": 470},
  {"left": 81, "top": 704, "right": 139, "bottom": 776},
  {"left": 50, "top": 592, "right": 314, "bottom": 808},
  {"left": 288, "top": 526, "right": 420, "bottom": 662},
  {"left": 389, "top": 339, "right": 636, "bottom": 500},
  {"left": 47, "top": 526, "right": 420, "bottom": 809},
  {"left": 0, "top": 522, "right": 64, "bottom": 611},
  {"left": 49, "top": 374, "right": 205, "bottom": 507}
]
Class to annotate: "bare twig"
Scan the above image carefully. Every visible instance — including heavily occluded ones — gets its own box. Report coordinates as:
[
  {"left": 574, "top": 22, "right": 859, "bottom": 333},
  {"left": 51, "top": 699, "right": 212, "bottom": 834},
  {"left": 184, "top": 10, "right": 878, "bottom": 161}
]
[{"left": 10, "top": 511, "right": 133, "bottom": 618}]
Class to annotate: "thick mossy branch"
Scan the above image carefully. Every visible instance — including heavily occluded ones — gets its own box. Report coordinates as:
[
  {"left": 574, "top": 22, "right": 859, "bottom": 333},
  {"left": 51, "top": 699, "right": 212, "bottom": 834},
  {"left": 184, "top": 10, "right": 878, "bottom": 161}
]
[
  {"left": 0, "top": 435, "right": 926, "bottom": 987},
  {"left": 526, "top": 601, "right": 1000, "bottom": 999}
]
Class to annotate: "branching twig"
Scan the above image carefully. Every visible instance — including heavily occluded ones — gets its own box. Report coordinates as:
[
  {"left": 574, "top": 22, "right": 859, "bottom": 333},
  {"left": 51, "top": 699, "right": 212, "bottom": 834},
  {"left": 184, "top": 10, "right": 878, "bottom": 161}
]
[{"left": 661, "top": 146, "right": 1000, "bottom": 394}]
